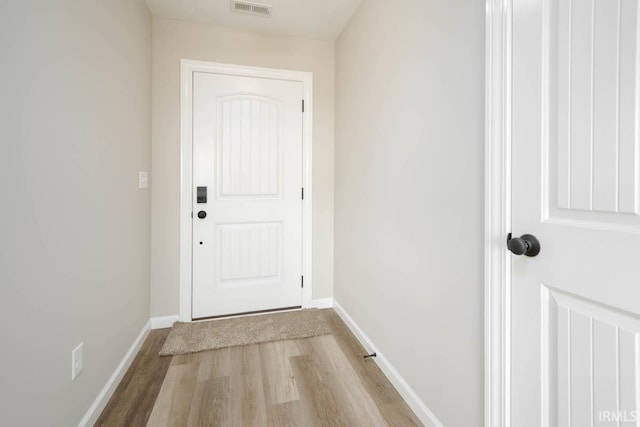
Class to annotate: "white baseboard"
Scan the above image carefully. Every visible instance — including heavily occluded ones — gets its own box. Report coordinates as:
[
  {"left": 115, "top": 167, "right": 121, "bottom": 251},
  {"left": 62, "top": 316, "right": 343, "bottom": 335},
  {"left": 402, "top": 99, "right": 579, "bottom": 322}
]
[
  {"left": 151, "top": 315, "right": 180, "bottom": 329},
  {"left": 332, "top": 301, "right": 444, "bottom": 427},
  {"left": 309, "top": 297, "right": 334, "bottom": 309},
  {"left": 78, "top": 320, "right": 151, "bottom": 427}
]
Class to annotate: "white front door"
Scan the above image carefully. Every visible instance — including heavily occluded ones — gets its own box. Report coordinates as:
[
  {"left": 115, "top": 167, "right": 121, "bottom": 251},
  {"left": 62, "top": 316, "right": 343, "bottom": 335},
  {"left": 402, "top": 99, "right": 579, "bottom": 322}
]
[
  {"left": 191, "top": 71, "right": 303, "bottom": 319},
  {"left": 511, "top": 0, "right": 640, "bottom": 425}
]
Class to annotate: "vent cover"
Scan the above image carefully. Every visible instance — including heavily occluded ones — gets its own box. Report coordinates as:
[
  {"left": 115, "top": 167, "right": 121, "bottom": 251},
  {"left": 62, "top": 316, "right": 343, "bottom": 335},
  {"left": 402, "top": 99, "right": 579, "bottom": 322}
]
[{"left": 231, "top": 1, "right": 272, "bottom": 17}]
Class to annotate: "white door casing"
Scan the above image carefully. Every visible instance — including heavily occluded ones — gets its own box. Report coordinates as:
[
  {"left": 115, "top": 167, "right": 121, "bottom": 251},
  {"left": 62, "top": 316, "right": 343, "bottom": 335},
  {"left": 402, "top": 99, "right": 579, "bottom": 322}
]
[
  {"left": 485, "top": 1, "right": 513, "bottom": 425},
  {"left": 180, "top": 61, "right": 313, "bottom": 321},
  {"left": 486, "top": 0, "right": 640, "bottom": 426}
]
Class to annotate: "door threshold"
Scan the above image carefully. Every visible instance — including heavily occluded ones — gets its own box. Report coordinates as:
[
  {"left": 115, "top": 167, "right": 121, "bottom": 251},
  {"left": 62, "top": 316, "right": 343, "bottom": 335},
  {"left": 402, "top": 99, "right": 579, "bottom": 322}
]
[{"left": 192, "top": 305, "right": 303, "bottom": 321}]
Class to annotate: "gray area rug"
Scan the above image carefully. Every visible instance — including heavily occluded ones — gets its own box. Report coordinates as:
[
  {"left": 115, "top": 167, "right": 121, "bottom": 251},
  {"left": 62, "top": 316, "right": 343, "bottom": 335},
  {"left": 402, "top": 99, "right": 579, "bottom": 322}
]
[{"left": 159, "top": 309, "right": 331, "bottom": 356}]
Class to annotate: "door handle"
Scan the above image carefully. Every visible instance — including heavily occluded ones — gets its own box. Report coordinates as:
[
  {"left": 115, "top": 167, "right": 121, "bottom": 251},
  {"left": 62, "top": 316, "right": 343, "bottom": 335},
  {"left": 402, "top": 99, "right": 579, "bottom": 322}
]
[
  {"left": 197, "top": 211, "right": 207, "bottom": 219},
  {"left": 507, "top": 233, "right": 540, "bottom": 257}
]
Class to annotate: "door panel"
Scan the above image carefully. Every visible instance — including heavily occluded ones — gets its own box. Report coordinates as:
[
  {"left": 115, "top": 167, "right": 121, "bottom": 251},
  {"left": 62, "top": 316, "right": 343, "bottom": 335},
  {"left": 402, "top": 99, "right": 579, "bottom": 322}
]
[
  {"left": 543, "top": 286, "right": 640, "bottom": 426},
  {"left": 512, "top": 0, "right": 640, "bottom": 425},
  {"left": 217, "top": 222, "right": 282, "bottom": 282},
  {"left": 191, "top": 72, "right": 303, "bottom": 319},
  {"left": 548, "top": 0, "right": 640, "bottom": 224},
  {"left": 218, "top": 96, "right": 281, "bottom": 198}
]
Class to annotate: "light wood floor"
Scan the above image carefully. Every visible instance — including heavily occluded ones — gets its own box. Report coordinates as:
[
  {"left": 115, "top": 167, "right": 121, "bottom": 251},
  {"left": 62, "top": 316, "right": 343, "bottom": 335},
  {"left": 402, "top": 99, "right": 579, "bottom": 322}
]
[{"left": 96, "top": 309, "right": 422, "bottom": 427}]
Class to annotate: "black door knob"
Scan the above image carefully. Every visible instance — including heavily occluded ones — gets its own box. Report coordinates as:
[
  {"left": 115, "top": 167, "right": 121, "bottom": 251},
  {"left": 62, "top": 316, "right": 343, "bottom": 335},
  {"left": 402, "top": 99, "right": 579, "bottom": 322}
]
[
  {"left": 507, "top": 233, "right": 540, "bottom": 257},
  {"left": 197, "top": 211, "right": 207, "bottom": 219}
]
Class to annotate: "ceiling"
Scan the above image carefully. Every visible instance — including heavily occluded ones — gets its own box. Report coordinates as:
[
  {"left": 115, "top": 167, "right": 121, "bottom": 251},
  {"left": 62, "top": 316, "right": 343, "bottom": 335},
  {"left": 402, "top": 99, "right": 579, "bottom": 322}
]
[{"left": 145, "top": 0, "right": 363, "bottom": 41}]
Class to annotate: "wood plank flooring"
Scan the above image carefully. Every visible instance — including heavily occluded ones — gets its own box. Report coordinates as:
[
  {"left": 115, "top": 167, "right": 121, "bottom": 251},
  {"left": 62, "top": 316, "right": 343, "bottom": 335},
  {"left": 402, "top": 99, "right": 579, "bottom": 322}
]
[{"left": 96, "top": 309, "right": 422, "bottom": 427}]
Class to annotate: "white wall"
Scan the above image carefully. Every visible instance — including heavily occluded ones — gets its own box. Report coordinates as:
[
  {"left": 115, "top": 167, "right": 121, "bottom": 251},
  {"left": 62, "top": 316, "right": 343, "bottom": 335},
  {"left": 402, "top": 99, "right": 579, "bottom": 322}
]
[
  {"left": 0, "top": 1, "right": 151, "bottom": 425},
  {"left": 334, "top": 0, "right": 485, "bottom": 425},
  {"left": 150, "top": 18, "right": 335, "bottom": 317}
]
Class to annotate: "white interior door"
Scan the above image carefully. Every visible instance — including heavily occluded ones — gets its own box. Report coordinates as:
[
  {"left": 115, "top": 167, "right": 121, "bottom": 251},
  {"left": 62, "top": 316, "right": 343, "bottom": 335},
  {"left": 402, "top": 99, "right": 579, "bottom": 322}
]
[
  {"left": 191, "top": 71, "right": 303, "bottom": 319},
  {"left": 511, "top": 0, "right": 640, "bottom": 425}
]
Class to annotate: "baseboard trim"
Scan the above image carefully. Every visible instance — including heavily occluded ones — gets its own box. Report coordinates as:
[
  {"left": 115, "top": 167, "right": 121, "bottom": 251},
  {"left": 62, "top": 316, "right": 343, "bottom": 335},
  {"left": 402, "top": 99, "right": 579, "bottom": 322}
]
[
  {"left": 332, "top": 301, "right": 444, "bottom": 427},
  {"left": 309, "top": 297, "right": 334, "bottom": 309},
  {"left": 151, "top": 315, "right": 180, "bottom": 329},
  {"left": 77, "top": 320, "right": 151, "bottom": 427}
]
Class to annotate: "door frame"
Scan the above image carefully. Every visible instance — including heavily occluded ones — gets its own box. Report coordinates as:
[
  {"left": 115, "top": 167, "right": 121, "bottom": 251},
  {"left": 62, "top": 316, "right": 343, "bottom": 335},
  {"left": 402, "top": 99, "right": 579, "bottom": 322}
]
[
  {"left": 485, "top": 0, "right": 512, "bottom": 426},
  {"left": 179, "top": 59, "right": 314, "bottom": 322}
]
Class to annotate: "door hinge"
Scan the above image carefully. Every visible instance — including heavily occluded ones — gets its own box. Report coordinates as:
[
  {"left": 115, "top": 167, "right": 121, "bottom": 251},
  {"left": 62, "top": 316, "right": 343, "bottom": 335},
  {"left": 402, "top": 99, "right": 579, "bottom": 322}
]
[
  {"left": 302, "top": 99, "right": 305, "bottom": 113},
  {"left": 301, "top": 276, "right": 304, "bottom": 288},
  {"left": 301, "top": 187, "right": 304, "bottom": 200}
]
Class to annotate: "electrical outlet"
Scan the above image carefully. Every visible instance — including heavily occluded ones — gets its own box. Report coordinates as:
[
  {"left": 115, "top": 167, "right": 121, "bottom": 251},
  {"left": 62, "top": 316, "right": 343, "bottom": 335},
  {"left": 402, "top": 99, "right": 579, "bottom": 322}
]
[
  {"left": 72, "top": 343, "right": 83, "bottom": 381},
  {"left": 138, "top": 171, "right": 149, "bottom": 189}
]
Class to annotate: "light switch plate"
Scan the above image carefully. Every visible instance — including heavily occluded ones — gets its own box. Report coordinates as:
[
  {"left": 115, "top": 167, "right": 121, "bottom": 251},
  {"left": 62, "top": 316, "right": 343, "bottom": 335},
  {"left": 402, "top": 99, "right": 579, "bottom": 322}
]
[
  {"left": 138, "top": 171, "right": 149, "bottom": 189},
  {"left": 72, "top": 342, "right": 83, "bottom": 381}
]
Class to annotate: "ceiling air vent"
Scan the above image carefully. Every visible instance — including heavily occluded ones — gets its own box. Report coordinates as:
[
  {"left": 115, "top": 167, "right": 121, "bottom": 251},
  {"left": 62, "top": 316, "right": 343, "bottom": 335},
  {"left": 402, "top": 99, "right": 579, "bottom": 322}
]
[{"left": 231, "top": 1, "right": 273, "bottom": 17}]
